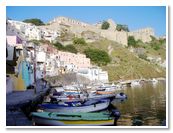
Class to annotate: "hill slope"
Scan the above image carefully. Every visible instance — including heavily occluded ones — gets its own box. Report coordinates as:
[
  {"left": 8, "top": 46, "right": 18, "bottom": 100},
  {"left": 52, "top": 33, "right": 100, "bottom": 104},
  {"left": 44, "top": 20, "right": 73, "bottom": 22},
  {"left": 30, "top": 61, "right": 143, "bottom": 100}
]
[{"left": 73, "top": 39, "right": 166, "bottom": 81}]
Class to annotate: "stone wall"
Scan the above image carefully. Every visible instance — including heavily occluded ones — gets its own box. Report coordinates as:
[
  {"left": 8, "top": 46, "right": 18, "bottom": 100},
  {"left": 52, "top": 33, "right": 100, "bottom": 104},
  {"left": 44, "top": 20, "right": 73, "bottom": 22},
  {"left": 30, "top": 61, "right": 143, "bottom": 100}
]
[
  {"left": 9, "top": 18, "right": 155, "bottom": 46},
  {"left": 100, "top": 30, "right": 128, "bottom": 46},
  {"left": 128, "top": 28, "right": 154, "bottom": 42},
  {"left": 47, "top": 17, "right": 155, "bottom": 46},
  {"left": 49, "top": 16, "right": 90, "bottom": 28}
]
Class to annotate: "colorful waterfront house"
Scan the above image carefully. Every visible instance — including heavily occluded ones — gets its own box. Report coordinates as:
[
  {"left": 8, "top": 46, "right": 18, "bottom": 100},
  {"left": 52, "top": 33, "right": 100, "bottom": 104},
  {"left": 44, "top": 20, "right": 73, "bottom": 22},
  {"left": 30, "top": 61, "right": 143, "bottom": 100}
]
[
  {"left": 6, "top": 35, "right": 34, "bottom": 92},
  {"left": 6, "top": 44, "right": 18, "bottom": 94},
  {"left": 57, "top": 51, "right": 91, "bottom": 72},
  {"left": 36, "top": 50, "right": 46, "bottom": 79}
]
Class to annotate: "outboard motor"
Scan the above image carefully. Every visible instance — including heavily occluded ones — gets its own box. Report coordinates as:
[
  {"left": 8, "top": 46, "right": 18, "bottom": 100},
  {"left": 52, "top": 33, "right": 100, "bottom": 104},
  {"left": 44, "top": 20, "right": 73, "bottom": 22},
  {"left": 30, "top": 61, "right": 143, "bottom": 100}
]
[
  {"left": 116, "top": 92, "right": 128, "bottom": 99},
  {"left": 119, "top": 92, "right": 124, "bottom": 96},
  {"left": 110, "top": 109, "right": 121, "bottom": 126}
]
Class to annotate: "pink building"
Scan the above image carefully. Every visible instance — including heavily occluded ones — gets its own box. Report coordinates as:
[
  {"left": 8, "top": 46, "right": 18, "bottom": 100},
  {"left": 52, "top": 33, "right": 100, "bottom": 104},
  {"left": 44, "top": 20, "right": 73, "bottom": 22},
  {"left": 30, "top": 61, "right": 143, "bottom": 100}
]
[
  {"left": 6, "top": 35, "right": 23, "bottom": 46},
  {"left": 57, "top": 51, "right": 91, "bottom": 69},
  {"left": 31, "top": 43, "right": 91, "bottom": 71},
  {"left": 6, "top": 35, "right": 23, "bottom": 60}
]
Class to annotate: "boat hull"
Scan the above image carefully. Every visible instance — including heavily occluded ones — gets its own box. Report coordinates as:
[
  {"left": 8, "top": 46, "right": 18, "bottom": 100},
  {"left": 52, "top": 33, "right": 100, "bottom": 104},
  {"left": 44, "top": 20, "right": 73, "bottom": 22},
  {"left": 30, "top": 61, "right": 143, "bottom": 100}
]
[
  {"left": 32, "top": 112, "right": 115, "bottom": 126},
  {"left": 32, "top": 117, "right": 114, "bottom": 126},
  {"left": 96, "top": 91, "right": 114, "bottom": 95},
  {"left": 40, "top": 99, "right": 110, "bottom": 113}
]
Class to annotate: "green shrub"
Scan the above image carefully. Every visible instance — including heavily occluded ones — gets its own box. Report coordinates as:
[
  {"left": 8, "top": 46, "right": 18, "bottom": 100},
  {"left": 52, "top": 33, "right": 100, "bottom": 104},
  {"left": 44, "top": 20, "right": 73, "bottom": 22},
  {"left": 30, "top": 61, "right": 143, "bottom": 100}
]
[
  {"left": 84, "top": 48, "right": 111, "bottom": 66},
  {"left": 116, "top": 24, "right": 129, "bottom": 32},
  {"left": 53, "top": 42, "right": 78, "bottom": 54},
  {"left": 153, "top": 45, "right": 160, "bottom": 50},
  {"left": 64, "top": 45, "right": 78, "bottom": 54},
  {"left": 23, "top": 18, "right": 45, "bottom": 26},
  {"left": 73, "top": 37, "right": 86, "bottom": 45},
  {"left": 149, "top": 35, "right": 165, "bottom": 50},
  {"left": 138, "top": 54, "right": 148, "bottom": 61},
  {"left": 53, "top": 42, "right": 64, "bottom": 50},
  {"left": 101, "top": 21, "right": 110, "bottom": 30},
  {"left": 29, "top": 39, "right": 42, "bottom": 46},
  {"left": 128, "top": 36, "right": 137, "bottom": 47}
]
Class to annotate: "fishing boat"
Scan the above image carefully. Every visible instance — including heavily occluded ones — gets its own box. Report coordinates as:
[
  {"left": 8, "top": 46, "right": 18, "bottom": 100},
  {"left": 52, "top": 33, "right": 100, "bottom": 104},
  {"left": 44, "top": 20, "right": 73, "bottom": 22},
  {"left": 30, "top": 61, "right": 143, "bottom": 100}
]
[
  {"left": 50, "top": 94, "right": 84, "bottom": 103},
  {"left": 115, "top": 92, "right": 127, "bottom": 99},
  {"left": 37, "top": 99, "right": 110, "bottom": 113},
  {"left": 32, "top": 110, "right": 121, "bottom": 126},
  {"left": 152, "top": 78, "right": 158, "bottom": 84},
  {"left": 49, "top": 86, "right": 84, "bottom": 102},
  {"left": 88, "top": 92, "right": 127, "bottom": 101},
  {"left": 130, "top": 80, "right": 141, "bottom": 88},
  {"left": 96, "top": 91, "right": 114, "bottom": 95}
]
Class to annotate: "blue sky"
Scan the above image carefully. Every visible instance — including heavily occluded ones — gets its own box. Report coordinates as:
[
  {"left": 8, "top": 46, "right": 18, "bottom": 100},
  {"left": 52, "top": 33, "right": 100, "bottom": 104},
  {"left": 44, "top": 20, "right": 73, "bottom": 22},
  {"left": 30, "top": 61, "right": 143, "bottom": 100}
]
[{"left": 6, "top": 6, "right": 166, "bottom": 37}]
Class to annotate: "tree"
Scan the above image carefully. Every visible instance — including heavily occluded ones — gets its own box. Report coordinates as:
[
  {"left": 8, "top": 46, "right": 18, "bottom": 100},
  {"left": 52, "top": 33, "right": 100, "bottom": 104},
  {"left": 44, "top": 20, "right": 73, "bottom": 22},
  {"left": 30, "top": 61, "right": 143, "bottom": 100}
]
[
  {"left": 53, "top": 42, "right": 78, "bottom": 53},
  {"left": 64, "top": 45, "right": 78, "bottom": 54},
  {"left": 128, "top": 36, "right": 137, "bottom": 47},
  {"left": 23, "top": 18, "right": 45, "bottom": 26},
  {"left": 53, "top": 42, "right": 64, "bottom": 50},
  {"left": 84, "top": 48, "right": 111, "bottom": 66},
  {"left": 29, "top": 39, "right": 40, "bottom": 45},
  {"left": 149, "top": 35, "right": 164, "bottom": 50},
  {"left": 101, "top": 21, "right": 110, "bottom": 30},
  {"left": 116, "top": 24, "right": 129, "bottom": 32},
  {"left": 73, "top": 37, "right": 86, "bottom": 45}
]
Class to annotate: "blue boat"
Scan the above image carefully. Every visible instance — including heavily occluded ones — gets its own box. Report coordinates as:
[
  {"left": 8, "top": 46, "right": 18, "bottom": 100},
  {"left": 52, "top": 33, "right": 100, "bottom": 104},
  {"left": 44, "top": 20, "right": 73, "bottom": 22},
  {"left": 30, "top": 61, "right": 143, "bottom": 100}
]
[{"left": 38, "top": 99, "right": 110, "bottom": 113}]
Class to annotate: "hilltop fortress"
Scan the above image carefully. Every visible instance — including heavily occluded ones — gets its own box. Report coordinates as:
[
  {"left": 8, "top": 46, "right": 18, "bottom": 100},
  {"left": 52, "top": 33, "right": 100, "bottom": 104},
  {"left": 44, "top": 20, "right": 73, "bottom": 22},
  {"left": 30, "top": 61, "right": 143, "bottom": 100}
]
[
  {"left": 46, "top": 16, "right": 155, "bottom": 46},
  {"left": 8, "top": 16, "right": 155, "bottom": 46}
]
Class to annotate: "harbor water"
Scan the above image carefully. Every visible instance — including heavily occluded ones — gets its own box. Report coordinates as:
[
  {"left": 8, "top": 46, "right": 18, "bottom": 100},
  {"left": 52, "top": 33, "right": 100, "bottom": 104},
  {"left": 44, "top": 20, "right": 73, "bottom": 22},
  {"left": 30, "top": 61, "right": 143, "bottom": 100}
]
[
  {"left": 16, "top": 79, "right": 166, "bottom": 126},
  {"left": 113, "top": 80, "right": 166, "bottom": 126}
]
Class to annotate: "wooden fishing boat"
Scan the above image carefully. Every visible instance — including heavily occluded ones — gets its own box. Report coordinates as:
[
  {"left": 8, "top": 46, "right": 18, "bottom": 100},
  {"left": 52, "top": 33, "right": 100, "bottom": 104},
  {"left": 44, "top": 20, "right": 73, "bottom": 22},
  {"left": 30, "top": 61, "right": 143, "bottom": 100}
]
[
  {"left": 49, "top": 86, "right": 84, "bottom": 102},
  {"left": 96, "top": 91, "right": 114, "bottom": 95},
  {"left": 38, "top": 99, "right": 110, "bottom": 113},
  {"left": 32, "top": 110, "right": 120, "bottom": 126},
  {"left": 87, "top": 93, "right": 121, "bottom": 102},
  {"left": 50, "top": 95, "right": 83, "bottom": 102},
  {"left": 115, "top": 92, "right": 127, "bottom": 99}
]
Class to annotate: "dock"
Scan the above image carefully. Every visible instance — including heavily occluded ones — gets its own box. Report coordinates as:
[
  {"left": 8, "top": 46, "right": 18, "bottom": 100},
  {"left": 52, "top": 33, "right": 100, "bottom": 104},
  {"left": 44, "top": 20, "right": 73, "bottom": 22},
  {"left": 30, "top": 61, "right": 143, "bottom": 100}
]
[{"left": 6, "top": 80, "right": 50, "bottom": 126}]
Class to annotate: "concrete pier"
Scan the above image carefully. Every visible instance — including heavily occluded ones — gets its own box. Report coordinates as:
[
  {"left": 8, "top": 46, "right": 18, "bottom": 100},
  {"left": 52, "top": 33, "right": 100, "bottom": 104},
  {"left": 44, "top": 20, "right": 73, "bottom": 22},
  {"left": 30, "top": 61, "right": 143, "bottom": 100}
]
[{"left": 6, "top": 80, "right": 50, "bottom": 126}]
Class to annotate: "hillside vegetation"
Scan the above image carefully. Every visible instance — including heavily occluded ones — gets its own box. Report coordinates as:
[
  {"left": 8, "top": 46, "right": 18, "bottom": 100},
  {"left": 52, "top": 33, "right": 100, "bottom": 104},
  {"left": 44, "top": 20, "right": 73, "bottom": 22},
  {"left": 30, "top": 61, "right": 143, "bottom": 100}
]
[
  {"left": 71, "top": 39, "right": 166, "bottom": 81},
  {"left": 34, "top": 37, "right": 166, "bottom": 81},
  {"left": 23, "top": 18, "right": 45, "bottom": 26}
]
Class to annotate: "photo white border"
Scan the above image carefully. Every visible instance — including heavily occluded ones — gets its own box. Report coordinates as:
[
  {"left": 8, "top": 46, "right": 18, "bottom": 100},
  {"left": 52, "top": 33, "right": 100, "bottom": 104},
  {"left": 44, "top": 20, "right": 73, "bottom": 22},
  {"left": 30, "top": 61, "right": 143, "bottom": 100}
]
[{"left": 1, "top": 0, "right": 170, "bottom": 130}]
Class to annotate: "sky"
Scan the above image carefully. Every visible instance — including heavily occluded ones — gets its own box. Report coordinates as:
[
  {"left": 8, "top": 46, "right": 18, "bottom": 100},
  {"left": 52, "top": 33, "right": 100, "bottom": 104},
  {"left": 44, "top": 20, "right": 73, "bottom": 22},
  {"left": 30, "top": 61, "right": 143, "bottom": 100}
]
[{"left": 6, "top": 6, "right": 166, "bottom": 37}]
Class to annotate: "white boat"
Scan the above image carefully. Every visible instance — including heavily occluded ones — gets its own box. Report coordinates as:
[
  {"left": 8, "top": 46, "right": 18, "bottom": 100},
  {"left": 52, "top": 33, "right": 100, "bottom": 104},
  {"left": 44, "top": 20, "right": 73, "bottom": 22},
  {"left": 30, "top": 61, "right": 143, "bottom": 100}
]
[
  {"left": 115, "top": 92, "right": 127, "bottom": 99},
  {"left": 130, "top": 80, "right": 141, "bottom": 87},
  {"left": 50, "top": 85, "right": 84, "bottom": 102},
  {"left": 87, "top": 93, "right": 116, "bottom": 100},
  {"left": 38, "top": 99, "right": 110, "bottom": 113},
  {"left": 50, "top": 86, "right": 64, "bottom": 94},
  {"left": 152, "top": 78, "right": 158, "bottom": 84}
]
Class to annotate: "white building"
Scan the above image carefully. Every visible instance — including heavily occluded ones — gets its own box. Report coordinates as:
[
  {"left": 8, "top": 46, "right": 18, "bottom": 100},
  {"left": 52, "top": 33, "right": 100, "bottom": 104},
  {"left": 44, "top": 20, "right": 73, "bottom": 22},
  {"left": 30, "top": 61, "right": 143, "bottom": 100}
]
[
  {"left": 25, "top": 27, "right": 42, "bottom": 40},
  {"left": 77, "top": 67, "right": 109, "bottom": 83},
  {"left": 43, "top": 30, "right": 60, "bottom": 43},
  {"left": 8, "top": 19, "right": 60, "bottom": 42}
]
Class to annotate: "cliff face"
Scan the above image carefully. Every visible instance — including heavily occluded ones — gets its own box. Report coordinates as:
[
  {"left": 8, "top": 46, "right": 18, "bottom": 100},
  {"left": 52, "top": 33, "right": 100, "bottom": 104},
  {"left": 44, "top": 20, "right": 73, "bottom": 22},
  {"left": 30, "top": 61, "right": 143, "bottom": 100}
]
[{"left": 42, "top": 16, "right": 155, "bottom": 46}]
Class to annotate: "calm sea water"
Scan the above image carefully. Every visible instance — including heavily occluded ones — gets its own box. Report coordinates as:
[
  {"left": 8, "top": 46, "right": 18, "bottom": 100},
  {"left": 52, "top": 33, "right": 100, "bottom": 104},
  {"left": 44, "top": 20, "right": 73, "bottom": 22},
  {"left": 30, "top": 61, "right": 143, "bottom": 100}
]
[{"left": 112, "top": 80, "right": 166, "bottom": 126}]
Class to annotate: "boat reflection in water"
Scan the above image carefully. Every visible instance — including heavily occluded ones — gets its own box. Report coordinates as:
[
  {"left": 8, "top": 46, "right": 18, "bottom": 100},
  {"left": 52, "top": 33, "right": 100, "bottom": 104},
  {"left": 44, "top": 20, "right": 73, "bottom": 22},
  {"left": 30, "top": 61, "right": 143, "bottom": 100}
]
[{"left": 114, "top": 80, "right": 166, "bottom": 126}]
